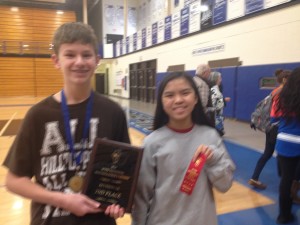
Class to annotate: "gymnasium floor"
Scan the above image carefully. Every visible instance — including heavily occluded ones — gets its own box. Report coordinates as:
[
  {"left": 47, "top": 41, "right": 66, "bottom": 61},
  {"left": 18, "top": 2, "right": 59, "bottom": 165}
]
[{"left": 0, "top": 96, "right": 299, "bottom": 225}]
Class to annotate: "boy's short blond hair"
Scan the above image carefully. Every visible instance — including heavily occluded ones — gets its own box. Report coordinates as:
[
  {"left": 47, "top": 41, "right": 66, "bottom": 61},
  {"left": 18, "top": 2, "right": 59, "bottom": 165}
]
[{"left": 52, "top": 22, "right": 99, "bottom": 55}]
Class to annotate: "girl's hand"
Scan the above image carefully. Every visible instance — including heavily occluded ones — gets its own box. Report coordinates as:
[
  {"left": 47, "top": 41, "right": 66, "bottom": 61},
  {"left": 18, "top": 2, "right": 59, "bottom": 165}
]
[
  {"left": 105, "top": 204, "right": 125, "bottom": 219},
  {"left": 193, "top": 145, "right": 213, "bottom": 162}
]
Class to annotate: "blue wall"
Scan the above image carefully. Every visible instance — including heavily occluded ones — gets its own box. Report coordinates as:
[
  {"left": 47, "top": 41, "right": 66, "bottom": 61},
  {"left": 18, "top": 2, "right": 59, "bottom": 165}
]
[{"left": 156, "top": 62, "right": 300, "bottom": 123}]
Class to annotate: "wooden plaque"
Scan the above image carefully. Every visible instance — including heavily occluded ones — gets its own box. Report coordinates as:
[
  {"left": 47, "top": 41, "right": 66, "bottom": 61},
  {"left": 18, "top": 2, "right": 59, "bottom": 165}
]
[{"left": 82, "top": 138, "right": 143, "bottom": 213}]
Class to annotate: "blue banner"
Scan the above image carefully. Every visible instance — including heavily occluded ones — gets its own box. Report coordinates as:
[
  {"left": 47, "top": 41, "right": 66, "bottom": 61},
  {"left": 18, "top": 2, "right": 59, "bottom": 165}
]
[
  {"left": 120, "top": 39, "right": 123, "bottom": 55},
  {"left": 213, "top": 0, "right": 227, "bottom": 25},
  {"left": 164, "top": 16, "right": 172, "bottom": 41},
  {"left": 142, "top": 28, "right": 146, "bottom": 48},
  {"left": 152, "top": 22, "right": 158, "bottom": 45},
  {"left": 180, "top": 7, "right": 189, "bottom": 36},
  {"left": 245, "top": 0, "right": 264, "bottom": 14},
  {"left": 133, "top": 33, "right": 137, "bottom": 51},
  {"left": 126, "top": 36, "right": 129, "bottom": 54}
]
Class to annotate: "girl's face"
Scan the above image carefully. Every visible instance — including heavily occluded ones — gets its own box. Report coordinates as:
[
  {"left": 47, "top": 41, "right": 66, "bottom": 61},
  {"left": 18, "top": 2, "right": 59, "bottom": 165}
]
[
  {"left": 162, "top": 77, "right": 198, "bottom": 128},
  {"left": 52, "top": 41, "right": 100, "bottom": 87}
]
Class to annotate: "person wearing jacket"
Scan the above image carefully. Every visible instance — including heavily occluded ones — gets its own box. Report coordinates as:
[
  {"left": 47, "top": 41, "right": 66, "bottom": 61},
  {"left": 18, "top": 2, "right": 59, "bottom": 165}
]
[
  {"left": 270, "top": 67, "right": 300, "bottom": 224},
  {"left": 249, "top": 69, "right": 291, "bottom": 189}
]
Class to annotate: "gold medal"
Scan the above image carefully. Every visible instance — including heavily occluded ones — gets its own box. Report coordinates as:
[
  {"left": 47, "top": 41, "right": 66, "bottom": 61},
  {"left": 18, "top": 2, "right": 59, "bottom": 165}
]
[{"left": 68, "top": 175, "right": 84, "bottom": 193}]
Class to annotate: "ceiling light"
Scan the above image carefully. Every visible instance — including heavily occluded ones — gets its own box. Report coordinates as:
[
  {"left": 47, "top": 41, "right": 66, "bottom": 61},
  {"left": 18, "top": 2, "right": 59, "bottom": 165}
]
[
  {"left": 11, "top": 7, "right": 19, "bottom": 12},
  {"left": 200, "top": 5, "right": 209, "bottom": 12}
]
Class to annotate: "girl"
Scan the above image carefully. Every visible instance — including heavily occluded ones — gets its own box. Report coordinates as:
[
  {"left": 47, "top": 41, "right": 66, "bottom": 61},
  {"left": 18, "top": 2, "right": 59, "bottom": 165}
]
[
  {"left": 131, "top": 72, "right": 235, "bottom": 225},
  {"left": 271, "top": 67, "right": 300, "bottom": 224}
]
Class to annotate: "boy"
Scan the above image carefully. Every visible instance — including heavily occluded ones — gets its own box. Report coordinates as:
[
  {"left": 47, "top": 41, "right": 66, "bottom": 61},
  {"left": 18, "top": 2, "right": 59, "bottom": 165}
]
[{"left": 3, "top": 22, "right": 129, "bottom": 225}]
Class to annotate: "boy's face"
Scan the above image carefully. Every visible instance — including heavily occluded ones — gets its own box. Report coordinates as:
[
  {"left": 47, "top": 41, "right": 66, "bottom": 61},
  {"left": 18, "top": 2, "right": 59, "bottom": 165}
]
[{"left": 52, "top": 41, "right": 100, "bottom": 86}]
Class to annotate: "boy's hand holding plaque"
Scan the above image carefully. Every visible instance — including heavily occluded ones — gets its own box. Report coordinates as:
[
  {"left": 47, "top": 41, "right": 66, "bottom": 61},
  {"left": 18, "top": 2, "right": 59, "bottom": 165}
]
[{"left": 82, "top": 138, "right": 143, "bottom": 213}]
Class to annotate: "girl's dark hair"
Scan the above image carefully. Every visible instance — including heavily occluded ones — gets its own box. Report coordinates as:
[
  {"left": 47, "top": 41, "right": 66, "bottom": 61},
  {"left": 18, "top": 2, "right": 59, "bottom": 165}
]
[
  {"left": 153, "top": 71, "right": 214, "bottom": 130},
  {"left": 277, "top": 67, "right": 300, "bottom": 121},
  {"left": 275, "top": 69, "right": 291, "bottom": 84}
]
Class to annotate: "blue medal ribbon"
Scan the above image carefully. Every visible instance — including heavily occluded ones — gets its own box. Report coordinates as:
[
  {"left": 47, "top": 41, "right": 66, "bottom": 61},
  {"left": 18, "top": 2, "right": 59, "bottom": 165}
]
[{"left": 61, "top": 90, "right": 94, "bottom": 166}]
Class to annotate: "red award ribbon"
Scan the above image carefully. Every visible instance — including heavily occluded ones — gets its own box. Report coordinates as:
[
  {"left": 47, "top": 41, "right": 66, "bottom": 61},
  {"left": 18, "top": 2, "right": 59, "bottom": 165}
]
[{"left": 180, "top": 154, "right": 207, "bottom": 195}]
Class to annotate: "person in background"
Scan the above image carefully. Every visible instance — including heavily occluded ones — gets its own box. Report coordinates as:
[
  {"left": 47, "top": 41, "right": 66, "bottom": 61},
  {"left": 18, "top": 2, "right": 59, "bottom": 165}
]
[
  {"left": 291, "top": 162, "right": 300, "bottom": 204},
  {"left": 249, "top": 69, "right": 291, "bottom": 190},
  {"left": 131, "top": 71, "right": 235, "bottom": 225},
  {"left": 271, "top": 67, "right": 300, "bottom": 224},
  {"left": 193, "top": 64, "right": 215, "bottom": 125},
  {"left": 209, "top": 71, "right": 225, "bottom": 136},
  {"left": 219, "top": 82, "right": 231, "bottom": 106},
  {"left": 2, "top": 22, "right": 128, "bottom": 225}
]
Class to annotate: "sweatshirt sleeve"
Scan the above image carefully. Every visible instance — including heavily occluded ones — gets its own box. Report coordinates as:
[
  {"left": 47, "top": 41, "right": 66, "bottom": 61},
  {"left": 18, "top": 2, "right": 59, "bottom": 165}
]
[
  {"left": 131, "top": 139, "right": 156, "bottom": 225},
  {"left": 205, "top": 139, "right": 236, "bottom": 193}
]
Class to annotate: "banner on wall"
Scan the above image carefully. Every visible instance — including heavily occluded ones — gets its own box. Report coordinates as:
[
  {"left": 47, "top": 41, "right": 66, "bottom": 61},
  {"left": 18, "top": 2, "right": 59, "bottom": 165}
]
[
  {"left": 142, "top": 28, "right": 147, "bottom": 48},
  {"left": 201, "top": 0, "right": 213, "bottom": 30},
  {"left": 116, "top": 41, "right": 120, "bottom": 57},
  {"left": 180, "top": 7, "right": 190, "bottom": 36},
  {"left": 227, "top": 0, "right": 245, "bottom": 21},
  {"left": 122, "top": 38, "right": 127, "bottom": 55},
  {"left": 119, "top": 39, "right": 122, "bottom": 55},
  {"left": 152, "top": 22, "right": 158, "bottom": 45},
  {"left": 140, "top": 3, "right": 147, "bottom": 28},
  {"left": 189, "top": 1, "right": 201, "bottom": 33},
  {"left": 133, "top": 33, "right": 137, "bottom": 51},
  {"left": 264, "top": 0, "right": 290, "bottom": 9},
  {"left": 184, "top": 0, "right": 199, "bottom": 6},
  {"left": 115, "top": 6, "right": 124, "bottom": 30},
  {"left": 104, "top": 4, "right": 115, "bottom": 26},
  {"left": 129, "top": 35, "right": 134, "bottom": 53},
  {"left": 164, "top": 15, "right": 172, "bottom": 41},
  {"left": 113, "top": 0, "right": 292, "bottom": 57},
  {"left": 146, "top": 26, "right": 152, "bottom": 47},
  {"left": 213, "top": 0, "right": 227, "bottom": 25},
  {"left": 128, "top": 7, "right": 137, "bottom": 35},
  {"left": 126, "top": 36, "right": 130, "bottom": 54},
  {"left": 172, "top": 11, "right": 181, "bottom": 39},
  {"left": 129, "top": 35, "right": 133, "bottom": 53},
  {"left": 157, "top": 19, "right": 164, "bottom": 43},
  {"left": 245, "top": 0, "right": 264, "bottom": 14},
  {"left": 137, "top": 30, "right": 142, "bottom": 50}
]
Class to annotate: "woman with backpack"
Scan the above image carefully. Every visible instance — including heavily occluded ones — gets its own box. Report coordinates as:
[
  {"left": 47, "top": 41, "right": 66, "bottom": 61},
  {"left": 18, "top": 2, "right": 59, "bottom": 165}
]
[
  {"left": 248, "top": 69, "right": 291, "bottom": 189},
  {"left": 271, "top": 67, "right": 300, "bottom": 224}
]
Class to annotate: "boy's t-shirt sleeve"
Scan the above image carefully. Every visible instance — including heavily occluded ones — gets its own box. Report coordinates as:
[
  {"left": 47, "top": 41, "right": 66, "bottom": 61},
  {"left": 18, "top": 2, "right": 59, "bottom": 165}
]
[{"left": 3, "top": 107, "right": 36, "bottom": 178}]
